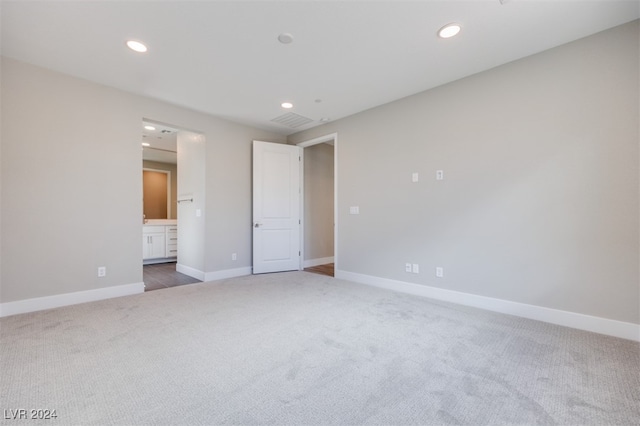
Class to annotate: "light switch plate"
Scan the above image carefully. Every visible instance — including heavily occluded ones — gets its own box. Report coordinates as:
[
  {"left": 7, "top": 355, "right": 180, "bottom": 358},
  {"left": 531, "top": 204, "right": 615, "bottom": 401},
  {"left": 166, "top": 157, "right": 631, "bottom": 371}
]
[
  {"left": 412, "top": 172, "right": 419, "bottom": 183},
  {"left": 350, "top": 206, "right": 360, "bottom": 214}
]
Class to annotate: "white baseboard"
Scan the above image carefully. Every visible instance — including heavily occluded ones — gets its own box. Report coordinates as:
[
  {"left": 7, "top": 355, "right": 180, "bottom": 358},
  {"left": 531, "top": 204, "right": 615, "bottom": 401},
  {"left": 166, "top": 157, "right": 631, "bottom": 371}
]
[
  {"left": 0, "top": 282, "right": 145, "bottom": 318},
  {"left": 336, "top": 270, "right": 640, "bottom": 342},
  {"left": 176, "top": 263, "right": 205, "bottom": 281},
  {"left": 303, "top": 257, "right": 335, "bottom": 268},
  {"left": 204, "top": 267, "right": 252, "bottom": 282}
]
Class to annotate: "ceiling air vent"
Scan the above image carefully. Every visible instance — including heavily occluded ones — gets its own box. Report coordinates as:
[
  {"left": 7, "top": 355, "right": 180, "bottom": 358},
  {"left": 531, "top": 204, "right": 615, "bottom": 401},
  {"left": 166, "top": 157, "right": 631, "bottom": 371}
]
[{"left": 271, "top": 112, "right": 314, "bottom": 128}]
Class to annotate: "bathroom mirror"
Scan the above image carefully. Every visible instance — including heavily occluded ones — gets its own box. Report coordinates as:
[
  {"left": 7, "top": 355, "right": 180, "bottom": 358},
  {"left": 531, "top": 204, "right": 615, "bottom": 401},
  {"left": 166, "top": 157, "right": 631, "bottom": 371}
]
[
  {"left": 143, "top": 168, "right": 171, "bottom": 219},
  {"left": 142, "top": 121, "right": 178, "bottom": 220}
]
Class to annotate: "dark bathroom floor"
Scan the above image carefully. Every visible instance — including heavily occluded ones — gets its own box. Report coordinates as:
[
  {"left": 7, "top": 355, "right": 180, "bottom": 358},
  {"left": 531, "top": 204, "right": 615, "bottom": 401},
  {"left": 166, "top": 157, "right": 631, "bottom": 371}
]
[{"left": 143, "top": 262, "right": 201, "bottom": 291}]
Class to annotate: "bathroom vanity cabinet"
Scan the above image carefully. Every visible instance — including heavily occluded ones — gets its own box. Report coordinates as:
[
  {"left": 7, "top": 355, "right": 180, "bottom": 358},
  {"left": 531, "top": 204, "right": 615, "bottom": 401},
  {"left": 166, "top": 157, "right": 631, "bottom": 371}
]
[{"left": 143, "top": 223, "right": 178, "bottom": 264}]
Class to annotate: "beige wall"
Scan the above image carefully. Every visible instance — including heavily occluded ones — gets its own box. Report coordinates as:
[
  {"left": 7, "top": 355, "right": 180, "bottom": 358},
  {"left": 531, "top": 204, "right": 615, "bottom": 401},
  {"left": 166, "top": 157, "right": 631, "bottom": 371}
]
[
  {"left": 303, "top": 143, "right": 334, "bottom": 261},
  {"left": 289, "top": 21, "right": 639, "bottom": 324},
  {"left": 1, "top": 57, "right": 285, "bottom": 303},
  {"left": 2, "top": 21, "right": 638, "bottom": 327},
  {"left": 177, "top": 131, "right": 206, "bottom": 274},
  {"left": 143, "top": 160, "right": 177, "bottom": 220}
]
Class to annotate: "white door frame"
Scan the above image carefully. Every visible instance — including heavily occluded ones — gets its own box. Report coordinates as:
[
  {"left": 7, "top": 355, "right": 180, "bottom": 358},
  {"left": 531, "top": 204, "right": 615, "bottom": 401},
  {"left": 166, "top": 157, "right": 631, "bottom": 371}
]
[{"left": 296, "top": 132, "right": 338, "bottom": 272}]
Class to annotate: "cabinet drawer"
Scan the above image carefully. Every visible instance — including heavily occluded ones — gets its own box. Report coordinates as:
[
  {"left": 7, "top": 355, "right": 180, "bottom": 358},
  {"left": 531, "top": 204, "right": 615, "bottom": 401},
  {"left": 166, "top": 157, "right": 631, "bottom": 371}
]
[
  {"left": 143, "top": 226, "right": 165, "bottom": 234},
  {"left": 166, "top": 244, "right": 178, "bottom": 257},
  {"left": 167, "top": 232, "right": 178, "bottom": 241},
  {"left": 167, "top": 226, "right": 178, "bottom": 233}
]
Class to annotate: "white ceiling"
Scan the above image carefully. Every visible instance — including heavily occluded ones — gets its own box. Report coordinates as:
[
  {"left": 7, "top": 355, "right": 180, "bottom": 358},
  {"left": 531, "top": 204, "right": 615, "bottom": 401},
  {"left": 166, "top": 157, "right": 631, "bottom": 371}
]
[{"left": 2, "top": 1, "right": 638, "bottom": 136}]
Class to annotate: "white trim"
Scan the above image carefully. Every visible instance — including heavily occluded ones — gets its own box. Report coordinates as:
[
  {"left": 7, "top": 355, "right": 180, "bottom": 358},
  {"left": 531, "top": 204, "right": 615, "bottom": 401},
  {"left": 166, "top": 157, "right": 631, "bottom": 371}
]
[
  {"left": 334, "top": 135, "right": 338, "bottom": 271},
  {"left": 297, "top": 132, "right": 338, "bottom": 272},
  {"left": 299, "top": 147, "right": 304, "bottom": 271},
  {"left": 336, "top": 270, "right": 640, "bottom": 342},
  {"left": 176, "top": 263, "right": 205, "bottom": 281},
  {"left": 204, "top": 267, "right": 252, "bottom": 282},
  {"left": 0, "top": 282, "right": 145, "bottom": 318},
  {"left": 297, "top": 133, "right": 338, "bottom": 148},
  {"left": 303, "top": 257, "right": 335, "bottom": 268}
]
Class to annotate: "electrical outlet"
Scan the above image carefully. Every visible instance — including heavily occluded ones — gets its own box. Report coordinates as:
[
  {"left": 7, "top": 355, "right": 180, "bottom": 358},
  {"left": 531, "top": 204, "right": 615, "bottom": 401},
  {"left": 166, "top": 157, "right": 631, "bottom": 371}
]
[
  {"left": 97, "top": 266, "right": 106, "bottom": 277},
  {"left": 436, "top": 170, "right": 444, "bottom": 181},
  {"left": 405, "top": 263, "right": 412, "bottom": 273},
  {"left": 412, "top": 264, "right": 419, "bottom": 274},
  {"left": 436, "top": 267, "right": 444, "bottom": 278},
  {"left": 232, "top": 253, "right": 237, "bottom": 261}
]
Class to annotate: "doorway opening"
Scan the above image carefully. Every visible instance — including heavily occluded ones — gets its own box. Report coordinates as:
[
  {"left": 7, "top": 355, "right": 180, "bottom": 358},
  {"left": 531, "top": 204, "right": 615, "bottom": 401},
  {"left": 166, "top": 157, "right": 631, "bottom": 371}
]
[
  {"left": 141, "top": 119, "right": 205, "bottom": 290},
  {"left": 297, "top": 133, "right": 338, "bottom": 277}
]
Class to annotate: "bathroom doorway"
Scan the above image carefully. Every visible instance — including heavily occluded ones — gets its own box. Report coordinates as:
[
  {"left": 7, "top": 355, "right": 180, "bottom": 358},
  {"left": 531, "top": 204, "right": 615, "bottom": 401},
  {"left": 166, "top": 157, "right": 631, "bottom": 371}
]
[{"left": 141, "top": 120, "right": 204, "bottom": 290}]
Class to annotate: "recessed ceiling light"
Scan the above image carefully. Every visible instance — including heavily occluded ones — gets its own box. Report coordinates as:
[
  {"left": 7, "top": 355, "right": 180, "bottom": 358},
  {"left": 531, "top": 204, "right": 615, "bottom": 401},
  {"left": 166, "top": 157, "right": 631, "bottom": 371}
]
[
  {"left": 142, "top": 142, "right": 150, "bottom": 147},
  {"left": 319, "top": 118, "right": 330, "bottom": 122},
  {"left": 278, "top": 33, "right": 294, "bottom": 44},
  {"left": 281, "top": 102, "right": 293, "bottom": 109},
  {"left": 438, "top": 23, "right": 462, "bottom": 39},
  {"left": 144, "top": 125, "right": 155, "bottom": 131},
  {"left": 127, "top": 40, "right": 148, "bottom": 53}
]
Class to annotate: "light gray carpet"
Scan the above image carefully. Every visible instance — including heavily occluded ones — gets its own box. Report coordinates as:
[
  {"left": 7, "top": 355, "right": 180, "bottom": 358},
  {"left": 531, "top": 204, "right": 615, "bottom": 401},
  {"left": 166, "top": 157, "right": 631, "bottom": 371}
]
[{"left": 1, "top": 272, "right": 638, "bottom": 425}]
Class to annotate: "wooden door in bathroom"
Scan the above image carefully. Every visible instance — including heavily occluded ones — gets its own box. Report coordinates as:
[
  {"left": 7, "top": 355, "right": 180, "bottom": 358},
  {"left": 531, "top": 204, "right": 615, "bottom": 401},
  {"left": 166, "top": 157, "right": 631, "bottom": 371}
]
[{"left": 143, "top": 169, "right": 169, "bottom": 219}]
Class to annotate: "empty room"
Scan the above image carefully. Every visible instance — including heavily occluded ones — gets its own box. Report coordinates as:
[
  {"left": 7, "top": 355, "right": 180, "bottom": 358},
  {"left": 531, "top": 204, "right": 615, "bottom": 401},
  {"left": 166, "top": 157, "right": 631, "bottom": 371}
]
[{"left": 1, "top": 1, "right": 638, "bottom": 425}]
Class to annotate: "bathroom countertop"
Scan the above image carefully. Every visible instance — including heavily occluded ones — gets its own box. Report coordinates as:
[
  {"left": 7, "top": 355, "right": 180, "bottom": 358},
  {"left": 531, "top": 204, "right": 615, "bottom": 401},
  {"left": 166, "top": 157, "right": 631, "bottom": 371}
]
[{"left": 143, "top": 219, "right": 178, "bottom": 226}]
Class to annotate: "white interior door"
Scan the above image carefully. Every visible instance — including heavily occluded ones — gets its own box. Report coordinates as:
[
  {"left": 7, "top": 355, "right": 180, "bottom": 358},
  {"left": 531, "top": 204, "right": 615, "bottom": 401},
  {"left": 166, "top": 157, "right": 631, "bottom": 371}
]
[{"left": 253, "top": 141, "right": 302, "bottom": 274}]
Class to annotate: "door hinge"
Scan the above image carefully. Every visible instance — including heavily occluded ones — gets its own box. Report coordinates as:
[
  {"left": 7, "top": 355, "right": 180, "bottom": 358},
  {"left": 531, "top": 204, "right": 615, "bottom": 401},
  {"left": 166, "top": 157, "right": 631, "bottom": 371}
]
[
  {"left": 299, "top": 219, "right": 301, "bottom": 225},
  {"left": 299, "top": 251, "right": 301, "bottom": 256}
]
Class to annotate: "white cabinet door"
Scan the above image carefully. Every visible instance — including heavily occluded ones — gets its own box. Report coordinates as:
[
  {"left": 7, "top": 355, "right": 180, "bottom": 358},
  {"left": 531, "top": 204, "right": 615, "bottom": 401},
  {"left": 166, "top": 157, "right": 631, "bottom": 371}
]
[
  {"left": 148, "top": 233, "right": 166, "bottom": 258},
  {"left": 143, "top": 232, "right": 166, "bottom": 259}
]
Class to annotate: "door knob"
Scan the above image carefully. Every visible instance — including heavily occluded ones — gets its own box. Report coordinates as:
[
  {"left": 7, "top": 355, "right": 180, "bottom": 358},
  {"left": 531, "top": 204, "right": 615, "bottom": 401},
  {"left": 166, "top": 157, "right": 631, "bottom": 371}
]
[{"left": 254, "top": 222, "right": 261, "bottom": 228}]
